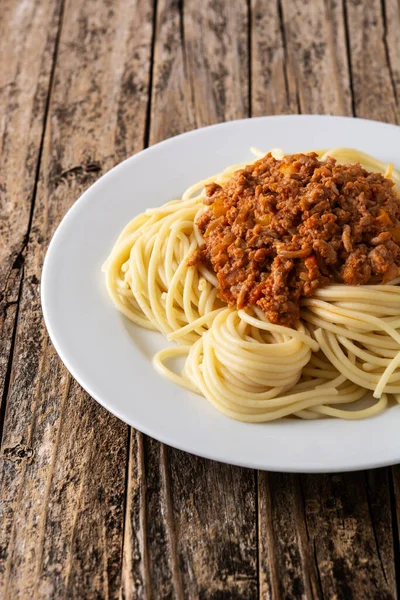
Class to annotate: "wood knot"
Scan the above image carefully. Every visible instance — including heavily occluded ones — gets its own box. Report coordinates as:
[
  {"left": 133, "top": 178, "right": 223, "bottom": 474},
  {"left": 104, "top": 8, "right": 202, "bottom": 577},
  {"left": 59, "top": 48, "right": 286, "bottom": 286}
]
[
  {"left": 52, "top": 161, "right": 102, "bottom": 187},
  {"left": 1, "top": 442, "right": 34, "bottom": 463}
]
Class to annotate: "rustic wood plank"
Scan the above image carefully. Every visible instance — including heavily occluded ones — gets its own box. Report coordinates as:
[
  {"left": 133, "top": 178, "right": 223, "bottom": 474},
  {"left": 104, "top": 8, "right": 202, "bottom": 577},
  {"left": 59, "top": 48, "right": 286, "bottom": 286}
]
[
  {"left": 251, "top": 0, "right": 298, "bottom": 116},
  {"left": 184, "top": 0, "right": 249, "bottom": 125},
  {"left": 0, "top": 0, "right": 63, "bottom": 439},
  {"left": 124, "top": 435, "right": 258, "bottom": 599},
  {"left": 259, "top": 470, "right": 397, "bottom": 599},
  {"left": 391, "top": 465, "right": 400, "bottom": 588},
  {"left": 383, "top": 0, "right": 400, "bottom": 109},
  {"left": 252, "top": 0, "right": 353, "bottom": 117},
  {"left": 120, "top": 430, "right": 148, "bottom": 599},
  {"left": 168, "top": 449, "right": 258, "bottom": 598},
  {"left": 301, "top": 470, "right": 396, "bottom": 599},
  {"left": 143, "top": 437, "right": 186, "bottom": 599},
  {"left": 149, "top": 0, "right": 196, "bottom": 145},
  {"left": 0, "top": 0, "right": 154, "bottom": 598},
  {"left": 122, "top": 1, "right": 257, "bottom": 598},
  {"left": 258, "top": 473, "right": 322, "bottom": 599},
  {"left": 0, "top": 0, "right": 64, "bottom": 590},
  {"left": 31, "top": 380, "right": 128, "bottom": 599},
  {"left": 345, "top": 0, "right": 399, "bottom": 123},
  {"left": 0, "top": 268, "right": 22, "bottom": 443},
  {"left": 280, "top": 0, "right": 352, "bottom": 115}
]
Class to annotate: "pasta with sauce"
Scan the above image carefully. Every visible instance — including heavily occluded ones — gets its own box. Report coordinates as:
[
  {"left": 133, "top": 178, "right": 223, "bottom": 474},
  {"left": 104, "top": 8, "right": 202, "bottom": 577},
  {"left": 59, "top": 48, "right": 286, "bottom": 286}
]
[{"left": 103, "top": 147, "right": 400, "bottom": 422}]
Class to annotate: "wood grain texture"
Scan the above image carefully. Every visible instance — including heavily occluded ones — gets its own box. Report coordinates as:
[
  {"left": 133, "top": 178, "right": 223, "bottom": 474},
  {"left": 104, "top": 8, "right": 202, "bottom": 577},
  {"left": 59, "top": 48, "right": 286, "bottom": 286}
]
[
  {"left": 345, "top": 0, "right": 399, "bottom": 123},
  {"left": 1, "top": 0, "right": 400, "bottom": 598},
  {"left": 167, "top": 450, "right": 257, "bottom": 599},
  {"left": 184, "top": 0, "right": 249, "bottom": 125},
  {"left": 123, "top": 436, "right": 258, "bottom": 599},
  {"left": 0, "top": 0, "right": 62, "bottom": 439},
  {"left": 280, "top": 0, "right": 352, "bottom": 115},
  {"left": 121, "top": 430, "right": 148, "bottom": 599},
  {"left": 384, "top": 0, "right": 400, "bottom": 108},
  {"left": 258, "top": 472, "right": 397, "bottom": 599},
  {"left": 0, "top": 0, "right": 154, "bottom": 598},
  {"left": 258, "top": 473, "right": 322, "bottom": 599},
  {"left": 251, "top": 0, "right": 353, "bottom": 117},
  {"left": 149, "top": 0, "right": 196, "bottom": 145},
  {"left": 251, "top": 0, "right": 298, "bottom": 116},
  {"left": 392, "top": 465, "right": 400, "bottom": 585},
  {"left": 301, "top": 471, "right": 396, "bottom": 599}
]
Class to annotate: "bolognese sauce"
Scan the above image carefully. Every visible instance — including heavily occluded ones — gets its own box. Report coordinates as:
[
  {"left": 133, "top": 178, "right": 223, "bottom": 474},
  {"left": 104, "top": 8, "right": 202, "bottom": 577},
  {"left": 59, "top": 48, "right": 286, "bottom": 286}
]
[{"left": 192, "top": 153, "right": 400, "bottom": 326}]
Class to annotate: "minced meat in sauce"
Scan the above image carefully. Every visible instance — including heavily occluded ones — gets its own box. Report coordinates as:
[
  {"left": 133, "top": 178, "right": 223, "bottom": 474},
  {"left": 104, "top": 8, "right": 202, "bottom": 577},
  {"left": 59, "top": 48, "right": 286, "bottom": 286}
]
[{"left": 193, "top": 153, "right": 400, "bottom": 327}]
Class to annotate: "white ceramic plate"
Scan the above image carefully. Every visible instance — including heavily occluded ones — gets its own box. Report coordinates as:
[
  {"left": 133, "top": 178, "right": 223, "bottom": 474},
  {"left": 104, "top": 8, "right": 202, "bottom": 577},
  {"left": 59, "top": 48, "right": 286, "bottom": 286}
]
[{"left": 42, "top": 115, "right": 400, "bottom": 473}]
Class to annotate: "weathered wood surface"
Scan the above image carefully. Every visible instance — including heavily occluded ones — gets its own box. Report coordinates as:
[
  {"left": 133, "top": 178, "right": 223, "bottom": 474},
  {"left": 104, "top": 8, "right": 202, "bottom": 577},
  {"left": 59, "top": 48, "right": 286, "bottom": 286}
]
[
  {"left": 0, "top": 0, "right": 62, "bottom": 448},
  {"left": 0, "top": 0, "right": 399, "bottom": 598},
  {"left": 0, "top": 0, "right": 153, "bottom": 598}
]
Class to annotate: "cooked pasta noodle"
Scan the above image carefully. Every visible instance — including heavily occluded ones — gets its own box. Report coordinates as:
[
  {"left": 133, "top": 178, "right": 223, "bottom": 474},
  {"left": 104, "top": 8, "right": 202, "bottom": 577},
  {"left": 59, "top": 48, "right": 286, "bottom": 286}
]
[{"left": 103, "top": 148, "right": 400, "bottom": 422}]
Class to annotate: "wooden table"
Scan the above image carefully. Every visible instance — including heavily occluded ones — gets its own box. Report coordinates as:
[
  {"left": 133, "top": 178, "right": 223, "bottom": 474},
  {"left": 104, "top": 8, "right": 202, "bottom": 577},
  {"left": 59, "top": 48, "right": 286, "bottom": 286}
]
[{"left": 1, "top": 0, "right": 400, "bottom": 598}]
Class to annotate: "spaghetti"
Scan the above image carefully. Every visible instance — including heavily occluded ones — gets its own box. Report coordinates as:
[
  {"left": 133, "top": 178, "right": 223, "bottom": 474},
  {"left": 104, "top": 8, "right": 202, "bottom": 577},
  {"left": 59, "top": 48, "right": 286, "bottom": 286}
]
[{"left": 103, "top": 148, "right": 400, "bottom": 422}]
